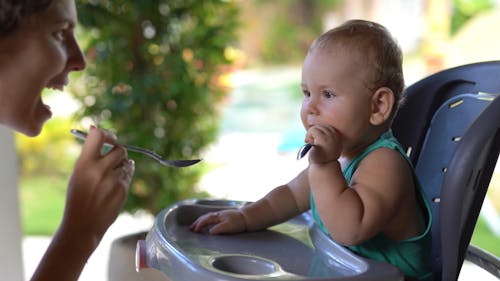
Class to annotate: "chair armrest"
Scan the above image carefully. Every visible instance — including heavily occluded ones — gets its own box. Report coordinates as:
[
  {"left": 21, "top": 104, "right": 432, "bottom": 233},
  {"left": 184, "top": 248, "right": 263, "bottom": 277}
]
[{"left": 465, "top": 244, "right": 500, "bottom": 278}]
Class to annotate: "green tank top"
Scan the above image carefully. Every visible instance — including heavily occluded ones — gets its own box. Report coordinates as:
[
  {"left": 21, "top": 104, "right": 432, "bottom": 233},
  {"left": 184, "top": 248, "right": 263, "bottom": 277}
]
[{"left": 310, "top": 130, "right": 432, "bottom": 280}]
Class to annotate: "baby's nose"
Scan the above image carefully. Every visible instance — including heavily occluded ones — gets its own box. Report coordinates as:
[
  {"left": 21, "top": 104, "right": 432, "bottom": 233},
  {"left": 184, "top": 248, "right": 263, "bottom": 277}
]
[{"left": 306, "top": 98, "right": 320, "bottom": 114}]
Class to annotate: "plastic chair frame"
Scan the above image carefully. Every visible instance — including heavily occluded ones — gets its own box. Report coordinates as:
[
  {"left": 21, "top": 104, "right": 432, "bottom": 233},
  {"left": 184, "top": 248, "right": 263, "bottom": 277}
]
[{"left": 392, "top": 61, "right": 500, "bottom": 281}]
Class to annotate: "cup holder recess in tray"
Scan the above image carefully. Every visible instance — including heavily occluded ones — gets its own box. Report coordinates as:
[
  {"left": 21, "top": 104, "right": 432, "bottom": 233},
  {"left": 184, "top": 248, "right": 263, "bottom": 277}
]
[{"left": 211, "top": 254, "right": 280, "bottom": 276}]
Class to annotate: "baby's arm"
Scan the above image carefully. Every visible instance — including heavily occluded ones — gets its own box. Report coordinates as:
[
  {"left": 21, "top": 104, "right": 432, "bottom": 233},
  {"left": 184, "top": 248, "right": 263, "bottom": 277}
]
[
  {"left": 309, "top": 147, "right": 413, "bottom": 246},
  {"left": 190, "top": 168, "right": 310, "bottom": 234}
]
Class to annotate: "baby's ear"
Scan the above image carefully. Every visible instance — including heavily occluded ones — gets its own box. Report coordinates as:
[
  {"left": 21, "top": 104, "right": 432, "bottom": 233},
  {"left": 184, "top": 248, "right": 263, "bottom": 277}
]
[{"left": 369, "top": 87, "right": 394, "bottom": 126}]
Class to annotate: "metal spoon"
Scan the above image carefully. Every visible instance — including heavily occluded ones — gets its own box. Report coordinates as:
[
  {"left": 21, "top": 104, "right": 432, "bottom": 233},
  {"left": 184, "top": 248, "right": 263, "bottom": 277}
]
[
  {"left": 296, "top": 143, "right": 313, "bottom": 160},
  {"left": 70, "top": 129, "right": 201, "bottom": 168}
]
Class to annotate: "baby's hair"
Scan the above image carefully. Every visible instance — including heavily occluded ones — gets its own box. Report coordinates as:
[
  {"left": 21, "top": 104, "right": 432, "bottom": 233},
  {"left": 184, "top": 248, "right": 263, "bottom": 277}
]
[
  {"left": 0, "top": 0, "right": 52, "bottom": 36},
  {"left": 309, "top": 19, "right": 405, "bottom": 121}
]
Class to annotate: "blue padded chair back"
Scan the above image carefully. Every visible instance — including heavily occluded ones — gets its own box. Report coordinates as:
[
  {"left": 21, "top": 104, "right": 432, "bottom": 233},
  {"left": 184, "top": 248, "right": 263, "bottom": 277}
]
[
  {"left": 392, "top": 61, "right": 500, "bottom": 280},
  {"left": 414, "top": 93, "right": 496, "bottom": 277},
  {"left": 440, "top": 92, "right": 500, "bottom": 281}
]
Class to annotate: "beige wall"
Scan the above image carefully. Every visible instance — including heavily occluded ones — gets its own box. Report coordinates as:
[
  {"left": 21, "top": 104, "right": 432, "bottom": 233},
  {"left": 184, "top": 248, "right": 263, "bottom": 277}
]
[{"left": 0, "top": 125, "right": 24, "bottom": 281}]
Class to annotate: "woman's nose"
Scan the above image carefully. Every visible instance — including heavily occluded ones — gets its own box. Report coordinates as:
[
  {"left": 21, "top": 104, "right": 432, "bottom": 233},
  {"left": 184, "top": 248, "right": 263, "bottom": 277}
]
[{"left": 67, "top": 36, "right": 86, "bottom": 71}]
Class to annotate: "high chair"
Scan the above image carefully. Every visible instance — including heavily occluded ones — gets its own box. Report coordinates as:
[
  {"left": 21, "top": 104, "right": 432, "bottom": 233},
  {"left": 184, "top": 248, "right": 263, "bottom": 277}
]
[
  {"left": 136, "top": 62, "right": 500, "bottom": 281},
  {"left": 392, "top": 61, "right": 500, "bottom": 281}
]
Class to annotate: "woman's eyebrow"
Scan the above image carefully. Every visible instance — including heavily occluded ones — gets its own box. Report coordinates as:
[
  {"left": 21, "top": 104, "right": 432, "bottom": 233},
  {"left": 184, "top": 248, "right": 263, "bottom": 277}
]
[
  {"left": 55, "top": 19, "right": 75, "bottom": 26},
  {"left": 48, "top": 20, "right": 76, "bottom": 32}
]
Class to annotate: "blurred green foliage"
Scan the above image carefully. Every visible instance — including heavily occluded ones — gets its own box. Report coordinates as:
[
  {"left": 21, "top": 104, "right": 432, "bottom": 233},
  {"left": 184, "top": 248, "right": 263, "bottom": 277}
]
[
  {"left": 16, "top": 113, "right": 79, "bottom": 178},
  {"left": 72, "top": 0, "right": 240, "bottom": 214},
  {"left": 256, "top": 0, "right": 340, "bottom": 64},
  {"left": 451, "top": 0, "right": 495, "bottom": 35},
  {"left": 256, "top": 0, "right": 495, "bottom": 63},
  {"left": 20, "top": 176, "right": 66, "bottom": 235}
]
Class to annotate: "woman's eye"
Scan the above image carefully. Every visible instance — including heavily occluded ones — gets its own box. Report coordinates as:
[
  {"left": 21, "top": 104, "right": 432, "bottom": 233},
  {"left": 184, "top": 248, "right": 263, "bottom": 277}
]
[
  {"left": 53, "top": 26, "right": 71, "bottom": 41},
  {"left": 54, "top": 30, "right": 65, "bottom": 41}
]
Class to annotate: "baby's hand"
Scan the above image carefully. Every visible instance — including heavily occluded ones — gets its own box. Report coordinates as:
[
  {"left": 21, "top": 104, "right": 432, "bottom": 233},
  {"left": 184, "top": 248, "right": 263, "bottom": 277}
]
[
  {"left": 190, "top": 209, "right": 246, "bottom": 235},
  {"left": 305, "top": 125, "right": 342, "bottom": 164}
]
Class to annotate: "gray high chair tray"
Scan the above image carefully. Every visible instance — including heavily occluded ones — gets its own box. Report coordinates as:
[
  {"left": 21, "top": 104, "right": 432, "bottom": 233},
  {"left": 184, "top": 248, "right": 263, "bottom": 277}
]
[{"left": 136, "top": 199, "right": 403, "bottom": 281}]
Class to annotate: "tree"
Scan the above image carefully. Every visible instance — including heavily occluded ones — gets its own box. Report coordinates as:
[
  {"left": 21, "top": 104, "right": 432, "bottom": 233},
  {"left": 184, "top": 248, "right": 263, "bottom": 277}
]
[
  {"left": 255, "top": 0, "right": 340, "bottom": 64},
  {"left": 73, "top": 0, "right": 240, "bottom": 214},
  {"left": 451, "top": 0, "right": 495, "bottom": 35}
]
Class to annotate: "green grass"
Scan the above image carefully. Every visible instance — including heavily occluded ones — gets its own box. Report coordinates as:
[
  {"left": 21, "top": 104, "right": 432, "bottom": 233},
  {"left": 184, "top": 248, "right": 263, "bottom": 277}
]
[
  {"left": 471, "top": 217, "right": 500, "bottom": 256},
  {"left": 20, "top": 176, "right": 66, "bottom": 235}
]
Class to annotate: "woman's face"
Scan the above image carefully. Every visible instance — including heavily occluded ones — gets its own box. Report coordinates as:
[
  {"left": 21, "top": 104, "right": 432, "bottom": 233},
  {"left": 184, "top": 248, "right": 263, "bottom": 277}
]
[{"left": 0, "top": 0, "right": 86, "bottom": 136}]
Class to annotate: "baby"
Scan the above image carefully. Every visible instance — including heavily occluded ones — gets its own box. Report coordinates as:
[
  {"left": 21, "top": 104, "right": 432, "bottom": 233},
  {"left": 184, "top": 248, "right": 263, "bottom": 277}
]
[{"left": 191, "top": 19, "right": 432, "bottom": 281}]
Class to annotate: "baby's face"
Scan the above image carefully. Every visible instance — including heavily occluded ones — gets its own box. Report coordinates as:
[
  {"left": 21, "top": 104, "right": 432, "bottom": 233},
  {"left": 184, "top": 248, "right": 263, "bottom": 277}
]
[{"left": 300, "top": 46, "right": 375, "bottom": 155}]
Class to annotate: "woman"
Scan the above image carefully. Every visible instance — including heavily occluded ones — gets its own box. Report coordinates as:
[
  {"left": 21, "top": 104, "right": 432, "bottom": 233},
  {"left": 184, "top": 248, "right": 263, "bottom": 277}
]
[{"left": 0, "top": 1, "right": 135, "bottom": 280}]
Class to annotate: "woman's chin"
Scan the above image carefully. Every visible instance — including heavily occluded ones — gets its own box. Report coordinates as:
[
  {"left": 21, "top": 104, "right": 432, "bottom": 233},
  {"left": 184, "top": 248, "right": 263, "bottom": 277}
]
[
  {"left": 22, "top": 107, "right": 52, "bottom": 137},
  {"left": 22, "top": 122, "right": 45, "bottom": 137}
]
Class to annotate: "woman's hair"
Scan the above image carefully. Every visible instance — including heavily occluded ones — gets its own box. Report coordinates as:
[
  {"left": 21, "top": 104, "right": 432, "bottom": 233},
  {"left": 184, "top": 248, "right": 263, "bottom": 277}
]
[
  {"left": 309, "top": 19, "right": 405, "bottom": 120},
  {"left": 0, "top": 0, "right": 53, "bottom": 36}
]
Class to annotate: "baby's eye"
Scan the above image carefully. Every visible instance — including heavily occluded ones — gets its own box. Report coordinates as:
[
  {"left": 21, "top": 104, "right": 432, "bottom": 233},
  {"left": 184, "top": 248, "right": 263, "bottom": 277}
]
[
  {"left": 323, "top": 90, "right": 335, "bottom": 98},
  {"left": 302, "top": 90, "right": 311, "bottom": 97}
]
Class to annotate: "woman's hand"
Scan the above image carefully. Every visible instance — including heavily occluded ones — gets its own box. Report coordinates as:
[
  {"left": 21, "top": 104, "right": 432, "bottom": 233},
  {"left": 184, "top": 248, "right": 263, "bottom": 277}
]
[
  {"left": 61, "top": 125, "right": 135, "bottom": 243},
  {"left": 305, "top": 125, "right": 342, "bottom": 164},
  {"left": 190, "top": 209, "right": 247, "bottom": 235},
  {"left": 31, "top": 126, "right": 135, "bottom": 281}
]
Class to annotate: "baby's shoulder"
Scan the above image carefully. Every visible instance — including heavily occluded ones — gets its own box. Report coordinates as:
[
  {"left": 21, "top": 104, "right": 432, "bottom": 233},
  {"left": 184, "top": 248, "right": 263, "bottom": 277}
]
[{"left": 355, "top": 146, "right": 414, "bottom": 186}]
